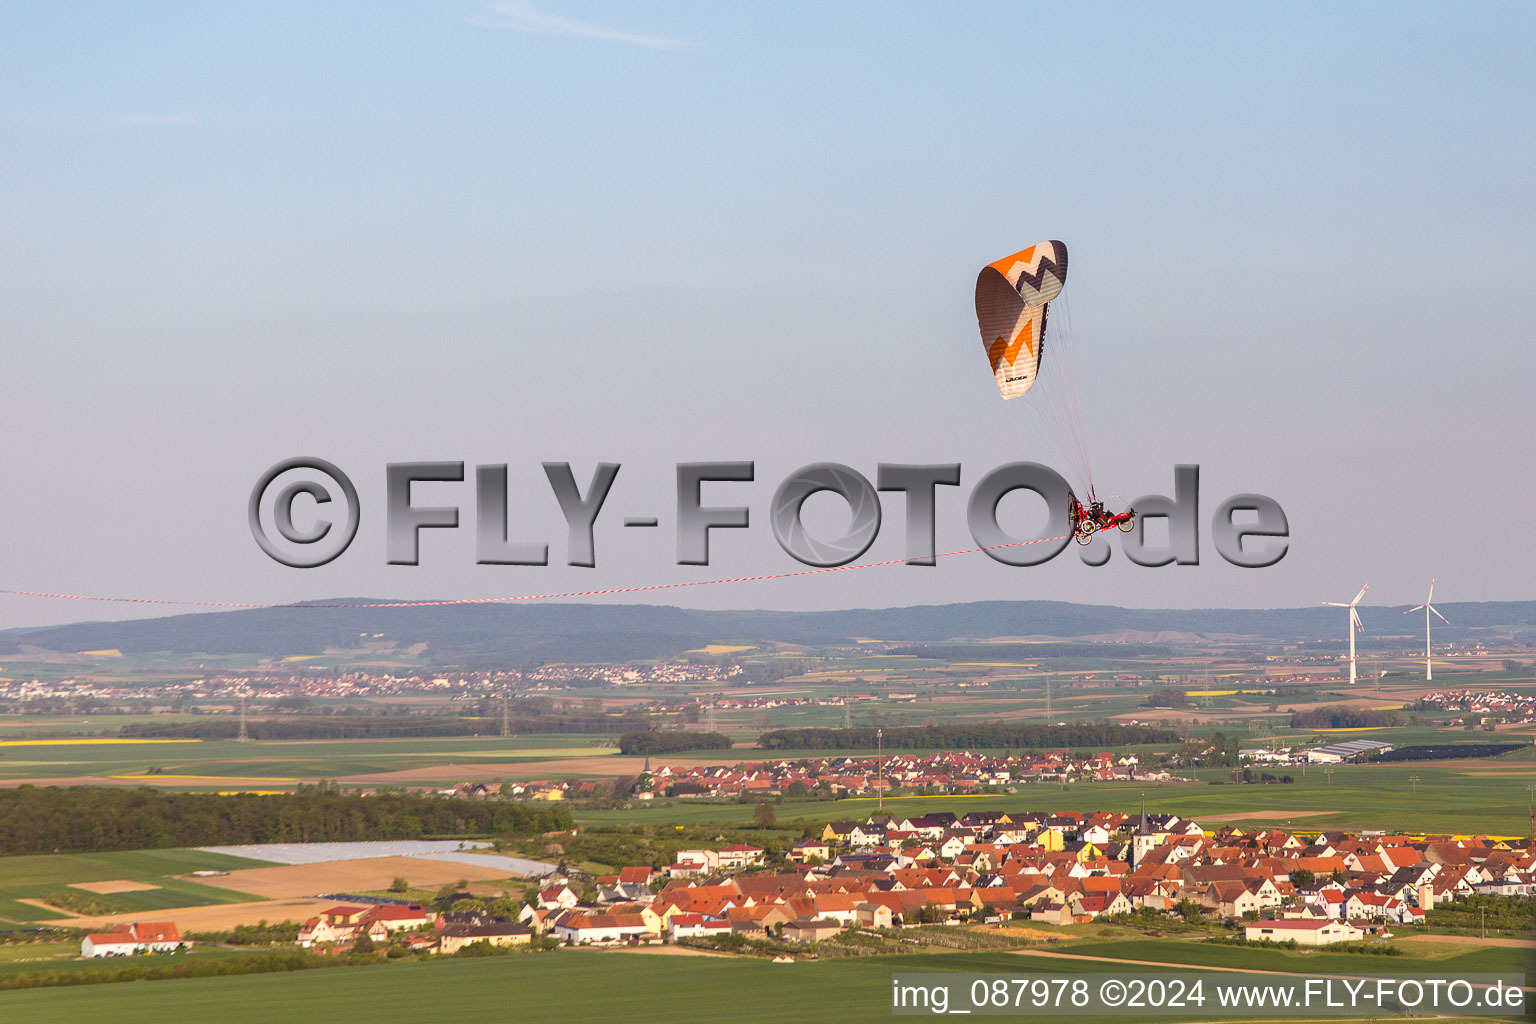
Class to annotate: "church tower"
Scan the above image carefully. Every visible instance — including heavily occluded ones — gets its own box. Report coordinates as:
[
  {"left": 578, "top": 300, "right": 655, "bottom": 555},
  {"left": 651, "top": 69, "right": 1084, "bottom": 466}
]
[{"left": 1132, "top": 794, "right": 1158, "bottom": 868}]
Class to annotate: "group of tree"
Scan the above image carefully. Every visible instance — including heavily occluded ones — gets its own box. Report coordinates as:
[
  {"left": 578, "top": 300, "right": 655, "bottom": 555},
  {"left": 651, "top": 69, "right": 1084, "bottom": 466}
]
[
  {"left": 616, "top": 731, "right": 732, "bottom": 755},
  {"left": 1237, "top": 767, "right": 1294, "bottom": 784},
  {"left": 756, "top": 722, "right": 1179, "bottom": 751},
  {"left": 1289, "top": 708, "right": 1405, "bottom": 729},
  {"left": 184, "top": 920, "right": 303, "bottom": 946},
  {"left": 0, "top": 786, "right": 572, "bottom": 855},
  {"left": 1140, "top": 688, "right": 1191, "bottom": 708},
  {"left": 1425, "top": 894, "right": 1535, "bottom": 937},
  {"left": 1202, "top": 731, "right": 1243, "bottom": 768}
]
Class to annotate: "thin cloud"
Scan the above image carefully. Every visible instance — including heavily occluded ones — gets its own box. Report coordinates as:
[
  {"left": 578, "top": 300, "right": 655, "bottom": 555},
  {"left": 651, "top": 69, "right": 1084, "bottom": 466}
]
[{"left": 467, "top": 1, "right": 697, "bottom": 51}]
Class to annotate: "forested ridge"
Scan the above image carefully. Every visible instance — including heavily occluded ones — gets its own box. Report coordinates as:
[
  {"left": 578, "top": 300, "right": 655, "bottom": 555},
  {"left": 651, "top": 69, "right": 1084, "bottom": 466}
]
[{"left": 5, "top": 599, "right": 1523, "bottom": 664}]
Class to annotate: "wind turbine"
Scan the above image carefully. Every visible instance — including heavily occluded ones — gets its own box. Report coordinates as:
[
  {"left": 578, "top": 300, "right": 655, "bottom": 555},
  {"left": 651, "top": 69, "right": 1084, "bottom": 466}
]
[
  {"left": 1323, "top": 583, "right": 1368, "bottom": 685},
  {"left": 1404, "top": 579, "right": 1449, "bottom": 681}
]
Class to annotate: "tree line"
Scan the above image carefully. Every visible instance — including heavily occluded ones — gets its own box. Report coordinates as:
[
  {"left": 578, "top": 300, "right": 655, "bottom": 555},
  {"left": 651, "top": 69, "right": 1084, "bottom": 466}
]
[
  {"left": 616, "top": 731, "right": 733, "bottom": 755},
  {"left": 756, "top": 722, "right": 1179, "bottom": 751},
  {"left": 0, "top": 787, "right": 573, "bottom": 855},
  {"left": 1289, "top": 708, "right": 1405, "bottom": 729}
]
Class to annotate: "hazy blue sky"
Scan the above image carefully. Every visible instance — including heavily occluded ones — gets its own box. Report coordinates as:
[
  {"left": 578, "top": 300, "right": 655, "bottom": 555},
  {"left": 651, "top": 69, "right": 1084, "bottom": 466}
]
[{"left": 2, "top": 2, "right": 1532, "bottom": 628}]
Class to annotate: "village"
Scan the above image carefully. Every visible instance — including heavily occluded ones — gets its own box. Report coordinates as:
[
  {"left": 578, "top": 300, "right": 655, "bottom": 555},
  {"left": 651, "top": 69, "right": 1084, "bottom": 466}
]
[
  {"left": 97, "top": 803, "right": 1533, "bottom": 961},
  {"left": 444, "top": 807, "right": 1535, "bottom": 948},
  {"left": 0, "top": 662, "right": 743, "bottom": 706},
  {"left": 503, "top": 750, "right": 1179, "bottom": 804}
]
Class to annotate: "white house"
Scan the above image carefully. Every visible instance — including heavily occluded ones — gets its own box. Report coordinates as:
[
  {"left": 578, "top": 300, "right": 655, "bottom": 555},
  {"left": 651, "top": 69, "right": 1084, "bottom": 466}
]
[
  {"left": 1080, "top": 824, "right": 1114, "bottom": 845},
  {"left": 550, "top": 911, "right": 650, "bottom": 944},
  {"left": 81, "top": 921, "right": 184, "bottom": 958},
  {"left": 666, "top": 913, "right": 732, "bottom": 940},
  {"left": 537, "top": 884, "right": 580, "bottom": 910},
  {"left": 297, "top": 917, "right": 356, "bottom": 948},
  {"left": 717, "top": 844, "right": 765, "bottom": 870},
  {"left": 674, "top": 849, "right": 722, "bottom": 872},
  {"left": 81, "top": 932, "right": 140, "bottom": 958}
]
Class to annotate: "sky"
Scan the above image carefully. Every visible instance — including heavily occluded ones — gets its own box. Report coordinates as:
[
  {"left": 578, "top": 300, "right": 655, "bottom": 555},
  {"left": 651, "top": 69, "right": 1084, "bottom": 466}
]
[{"left": 2, "top": 1, "right": 1533, "bottom": 628}]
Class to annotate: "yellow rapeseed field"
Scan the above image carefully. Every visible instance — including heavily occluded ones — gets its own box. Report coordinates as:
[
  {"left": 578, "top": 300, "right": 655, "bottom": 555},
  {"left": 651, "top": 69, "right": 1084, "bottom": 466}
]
[{"left": 0, "top": 738, "right": 202, "bottom": 747}]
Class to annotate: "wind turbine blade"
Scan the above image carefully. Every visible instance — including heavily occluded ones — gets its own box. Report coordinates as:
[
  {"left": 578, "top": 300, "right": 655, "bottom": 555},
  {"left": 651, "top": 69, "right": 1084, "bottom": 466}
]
[
  {"left": 1322, "top": 602, "right": 1347, "bottom": 608},
  {"left": 1405, "top": 604, "right": 1425, "bottom": 614},
  {"left": 1427, "top": 580, "right": 1435, "bottom": 603},
  {"left": 1351, "top": 583, "right": 1370, "bottom": 606},
  {"left": 1351, "top": 607, "right": 1363, "bottom": 632},
  {"left": 1430, "top": 605, "right": 1450, "bottom": 625}
]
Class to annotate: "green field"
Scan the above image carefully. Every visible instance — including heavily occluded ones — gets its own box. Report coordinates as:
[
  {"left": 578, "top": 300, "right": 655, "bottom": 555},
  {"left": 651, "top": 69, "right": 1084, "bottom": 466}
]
[
  {"left": 0, "top": 849, "right": 270, "bottom": 924},
  {"left": 0, "top": 734, "right": 621, "bottom": 787},
  {"left": 0, "top": 940, "right": 75, "bottom": 967},
  {"left": 1060, "top": 937, "right": 1533, "bottom": 978},
  {"left": 0, "top": 945, "right": 1522, "bottom": 1024}
]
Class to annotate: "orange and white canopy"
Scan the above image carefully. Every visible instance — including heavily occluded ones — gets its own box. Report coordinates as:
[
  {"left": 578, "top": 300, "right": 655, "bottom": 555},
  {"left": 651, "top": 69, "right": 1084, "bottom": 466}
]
[{"left": 974, "top": 240, "right": 1067, "bottom": 399}]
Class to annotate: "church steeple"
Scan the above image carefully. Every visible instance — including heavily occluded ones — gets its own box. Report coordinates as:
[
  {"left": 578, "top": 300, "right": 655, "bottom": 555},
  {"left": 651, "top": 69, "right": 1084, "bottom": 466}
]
[{"left": 1131, "top": 793, "right": 1154, "bottom": 869}]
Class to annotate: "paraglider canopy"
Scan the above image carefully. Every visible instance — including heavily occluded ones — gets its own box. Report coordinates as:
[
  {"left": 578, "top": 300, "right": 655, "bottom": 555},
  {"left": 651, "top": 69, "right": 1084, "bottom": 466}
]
[{"left": 974, "top": 240, "right": 1068, "bottom": 399}]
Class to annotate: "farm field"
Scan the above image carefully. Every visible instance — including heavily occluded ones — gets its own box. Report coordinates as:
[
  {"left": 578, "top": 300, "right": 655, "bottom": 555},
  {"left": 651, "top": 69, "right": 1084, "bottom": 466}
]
[
  {"left": 0, "top": 849, "right": 271, "bottom": 925},
  {"left": 1054, "top": 937, "right": 1533, "bottom": 978},
  {"left": 28, "top": 898, "right": 338, "bottom": 934},
  {"left": 189, "top": 856, "right": 523, "bottom": 901},
  {"left": 0, "top": 944, "right": 1523, "bottom": 1024},
  {"left": 0, "top": 846, "right": 547, "bottom": 930},
  {"left": 0, "top": 734, "right": 623, "bottom": 789},
  {"left": 0, "top": 725, "right": 1520, "bottom": 792}
]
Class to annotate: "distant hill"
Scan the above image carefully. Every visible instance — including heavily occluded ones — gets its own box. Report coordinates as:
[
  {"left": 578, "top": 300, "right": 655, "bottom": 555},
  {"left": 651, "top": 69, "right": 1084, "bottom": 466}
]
[{"left": 2, "top": 598, "right": 1534, "bottom": 667}]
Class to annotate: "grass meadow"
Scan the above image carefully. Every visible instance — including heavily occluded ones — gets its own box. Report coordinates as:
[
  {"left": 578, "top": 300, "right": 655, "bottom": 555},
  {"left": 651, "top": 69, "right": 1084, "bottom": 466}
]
[
  {"left": 0, "top": 734, "right": 622, "bottom": 787},
  {"left": 0, "top": 849, "right": 269, "bottom": 924},
  {"left": 0, "top": 944, "right": 1526, "bottom": 1024}
]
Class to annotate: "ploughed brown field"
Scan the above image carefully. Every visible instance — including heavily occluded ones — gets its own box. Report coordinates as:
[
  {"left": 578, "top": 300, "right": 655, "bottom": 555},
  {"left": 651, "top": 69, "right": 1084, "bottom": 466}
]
[
  {"left": 35, "top": 898, "right": 339, "bottom": 933},
  {"left": 1191, "top": 810, "right": 1335, "bottom": 822},
  {"left": 187, "top": 856, "right": 524, "bottom": 900}
]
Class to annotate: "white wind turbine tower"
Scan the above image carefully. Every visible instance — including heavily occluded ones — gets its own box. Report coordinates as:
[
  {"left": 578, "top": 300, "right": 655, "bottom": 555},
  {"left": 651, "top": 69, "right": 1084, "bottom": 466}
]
[
  {"left": 1323, "top": 583, "right": 1369, "bottom": 685},
  {"left": 1404, "top": 579, "right": 1449, "bottom": 681}
]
